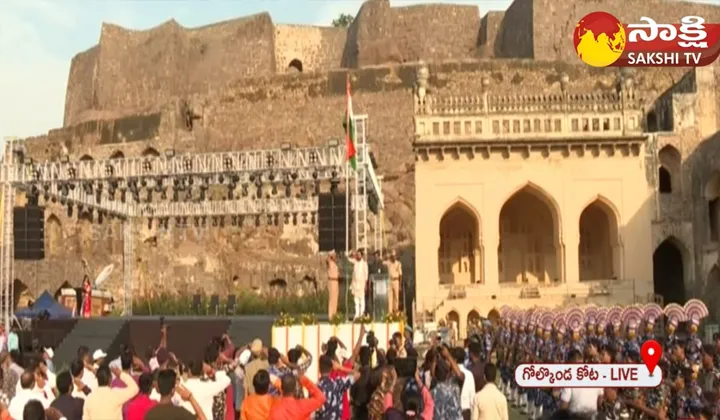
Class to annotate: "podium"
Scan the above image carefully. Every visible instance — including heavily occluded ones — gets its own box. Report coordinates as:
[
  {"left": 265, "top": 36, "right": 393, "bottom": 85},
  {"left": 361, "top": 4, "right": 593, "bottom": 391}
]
[{"left": 371, "top": 274, "right": 389, "bottom": 321}]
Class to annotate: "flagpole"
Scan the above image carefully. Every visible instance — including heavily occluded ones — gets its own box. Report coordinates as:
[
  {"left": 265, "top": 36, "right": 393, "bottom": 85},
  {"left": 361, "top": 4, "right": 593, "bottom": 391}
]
[
  {"left": 344, "top": 73, "right": 351, "bottom": 320},
  {"left": 345, "top": 160, "right": 350, "bottom": 319}
]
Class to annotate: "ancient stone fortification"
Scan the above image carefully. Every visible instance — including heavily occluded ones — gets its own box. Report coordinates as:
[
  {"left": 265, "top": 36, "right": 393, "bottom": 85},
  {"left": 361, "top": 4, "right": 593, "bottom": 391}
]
[{"left": 14, "top": 0, "right": 720, "bottom": 312}]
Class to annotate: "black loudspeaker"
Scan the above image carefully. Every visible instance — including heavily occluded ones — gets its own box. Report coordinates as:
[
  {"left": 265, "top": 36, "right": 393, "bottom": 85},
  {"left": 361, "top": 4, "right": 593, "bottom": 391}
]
[
  {"left": 13, "top": 206, "right": 45, "bottom": 260},
  {"left": 318, "top": 193, "right": 349, "bottom": 252}
]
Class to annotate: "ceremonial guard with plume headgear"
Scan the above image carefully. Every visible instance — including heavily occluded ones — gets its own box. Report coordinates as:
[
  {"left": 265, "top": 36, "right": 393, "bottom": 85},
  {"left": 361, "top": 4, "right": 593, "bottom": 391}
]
[
  {"left": 565, "top": 307, "right": 585, "bottom": 353},
  {"left": 606, "top": 306, "right": 624, "bottom": 361},
  {"left": 621, "top": 305, "right": 643, "bottom": 362},
  {"left": 684, "top": 299, "right": 709, "bottom": 365},
  {"left": 585, "top": 305, "right": 599, "bottom": 341},
  {"left": 643, "top": 303, "right": 662, "bottom": 342},
  {"left": 482, "top": 319, "right": 494, "bottom": 361},
  {"left": 664, "top": 303, "right": 685, "bottom": 359},
  {"left": 596, "top": 307, "right": 609, "bottom": 348}
]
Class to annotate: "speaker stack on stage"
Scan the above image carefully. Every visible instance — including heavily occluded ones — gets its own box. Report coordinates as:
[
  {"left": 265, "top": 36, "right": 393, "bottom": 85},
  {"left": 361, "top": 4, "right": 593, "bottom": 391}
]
[
  {"left": 317, "top": 193, "right": 349, "bottom": 253},
  {"left": 13, "top": 206, "right": 45, "bottom": 260}
]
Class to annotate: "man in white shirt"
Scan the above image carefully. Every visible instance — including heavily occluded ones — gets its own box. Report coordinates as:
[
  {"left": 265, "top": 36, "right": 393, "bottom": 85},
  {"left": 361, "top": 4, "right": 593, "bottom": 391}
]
[
  {"left": 9, "top": 370, "right": 52, "bottom": 420},
  {"left": 559, "top": 349, "right": 602, "bottom": 416},
  {"left": 181, "top": 361, "right": 231, "bottom": 419},
  {"left": 16, "top": 361, "right": 54, "bottom": 399},
  {"left": 43, "top": 347, "right": 55, "bottom": 373},
  {"left": 472, "top": 364, "right": 508, "bottom": 420},
  {"left": 559, "top": 387, "right": 603, "bottom": 415},
  {"left": 452, "top": 348, "right": 476, "bottom": 418},
  {"left": 349, "top": 249, "right": 368, "bottom": 318},
  {"left": 77, "top": 347, "right": 98, "bottom": 390}
]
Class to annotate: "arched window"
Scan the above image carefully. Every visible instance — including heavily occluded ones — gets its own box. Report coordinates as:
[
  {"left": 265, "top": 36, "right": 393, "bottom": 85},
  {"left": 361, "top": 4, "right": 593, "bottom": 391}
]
[
  {"left": 288, "top": 59, "right": 303, "bottom": 73},
  {"left": 141, "top": 148, "right": 160, "bottom": 157},
  {"left": 578, "top": 197, "right": 621, "bottom": 281},
  {"left": 647, "top": 111, "right": 659, "bottom": 132},
  {"left": 705, "top": 171, "right": 720, "bottom": 241},
  {"left": 658, "top": 145, "right": 681, "bottom": 194},
  {"left": 438, "top": 200, "right": 482, "bottom": 284},
  {"left": 658, "top": 166, "right": 672, "bottom": 193},
  {"left": 498, "top": 183, "right": 561, "bottom": 284}
]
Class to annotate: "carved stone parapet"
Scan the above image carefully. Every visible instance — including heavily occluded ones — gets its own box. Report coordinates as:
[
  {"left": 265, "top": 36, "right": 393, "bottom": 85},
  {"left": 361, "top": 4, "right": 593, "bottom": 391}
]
[
  {"left": 421, "top": 91, "right": 642, "bottom": 116},
  {"left": 414, "top": 109, "right": 645, "bottom": 144}
]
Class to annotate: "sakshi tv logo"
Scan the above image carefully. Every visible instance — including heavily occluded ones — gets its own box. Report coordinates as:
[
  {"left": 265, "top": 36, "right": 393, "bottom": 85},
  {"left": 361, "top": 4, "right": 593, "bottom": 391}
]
[{"left": 573, "top": 12, "right": 720, "bottom": 67}]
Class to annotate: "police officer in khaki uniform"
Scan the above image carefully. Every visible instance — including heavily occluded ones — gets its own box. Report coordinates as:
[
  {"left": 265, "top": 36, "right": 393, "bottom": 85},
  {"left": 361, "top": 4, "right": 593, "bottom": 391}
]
[{"left": 384, "top": 250, "right": 403, "bottom": 313}]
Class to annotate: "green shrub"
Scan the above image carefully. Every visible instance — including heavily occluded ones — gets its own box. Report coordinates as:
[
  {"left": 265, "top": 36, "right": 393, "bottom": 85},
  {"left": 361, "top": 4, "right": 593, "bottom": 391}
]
[{"left": 131, "top": 289, "right": 347, "bottom": 316}]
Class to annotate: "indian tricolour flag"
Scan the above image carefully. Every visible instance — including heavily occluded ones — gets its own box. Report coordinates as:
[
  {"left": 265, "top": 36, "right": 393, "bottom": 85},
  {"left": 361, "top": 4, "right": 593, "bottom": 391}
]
[{"left": 343, "top": 73, "right": 358, "bottom": 171}]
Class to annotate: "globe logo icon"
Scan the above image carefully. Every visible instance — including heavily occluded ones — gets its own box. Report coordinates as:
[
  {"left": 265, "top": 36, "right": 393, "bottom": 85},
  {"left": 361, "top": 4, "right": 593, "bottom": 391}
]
[{"left": 573, "top": 12, "right": 626, "bottom": 67}]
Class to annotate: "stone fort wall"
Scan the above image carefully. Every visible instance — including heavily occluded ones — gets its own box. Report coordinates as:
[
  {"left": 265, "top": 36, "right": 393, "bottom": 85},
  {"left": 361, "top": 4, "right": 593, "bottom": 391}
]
[{"left": 63, "top": 0, "right": 720, "bottom": 126}]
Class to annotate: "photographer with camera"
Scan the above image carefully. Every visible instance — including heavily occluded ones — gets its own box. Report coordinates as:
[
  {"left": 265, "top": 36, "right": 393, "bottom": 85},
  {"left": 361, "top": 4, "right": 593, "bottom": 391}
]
[{"left": 349, "top": 328, "right": 377, "bottom": 420}]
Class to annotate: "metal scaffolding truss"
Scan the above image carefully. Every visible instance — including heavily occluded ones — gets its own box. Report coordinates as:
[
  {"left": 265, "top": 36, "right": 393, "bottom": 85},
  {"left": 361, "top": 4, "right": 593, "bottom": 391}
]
[
  {"left": 136, "top": 197, "right": 319, "bottom": 218},
  {"left": 12, "top": 146, "right": 348, "bottom": 187},
  {"left": 0, "top": 115, "right": 383, "bottom": 323}
]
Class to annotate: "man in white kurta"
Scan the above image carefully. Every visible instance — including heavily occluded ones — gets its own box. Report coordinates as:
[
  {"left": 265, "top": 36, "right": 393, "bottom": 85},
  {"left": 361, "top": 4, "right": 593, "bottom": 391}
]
[{"left": 350, "top": 250, "right": 368, "bottom": 318}]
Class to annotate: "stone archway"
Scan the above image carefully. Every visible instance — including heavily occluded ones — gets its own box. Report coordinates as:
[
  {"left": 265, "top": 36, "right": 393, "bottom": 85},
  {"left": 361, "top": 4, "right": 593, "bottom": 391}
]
[
  {"left": 467, "top": 309, "right": 481, "bottom": 331},
  {"left": 438, "top": 200, "right": 482, "bottom": 285},
  {"left": 141, "top": 147, "right": 160, "bottom": 157},
  {"left": 288, "top": 59, "right": 303, "bottom": 73},
  {"left": 706, "top": 171, "right": 720, "bottom": 241},
  {"left": 498, "top": 184, "right": 561, "bottom": 284},
  {"left": 578, "top": 197, "right": 620, "bottom": 281},
  {"left": 446, "top": 310, "right": 460, "bottom": 342},
  {"left": 658, "top": 145, "right": 681, "bottom": 194},
  {"left": 653, "top": 237, "right": 686, "bottom": 305},
  {"left": 45, "top": 214, "right": 62, "bottom": 256}
]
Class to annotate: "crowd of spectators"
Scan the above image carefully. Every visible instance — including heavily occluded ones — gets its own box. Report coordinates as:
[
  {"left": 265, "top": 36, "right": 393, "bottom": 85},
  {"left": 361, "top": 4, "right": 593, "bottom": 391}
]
[{"left": 0, "top": 324, "right": 511, "bottom": 420}]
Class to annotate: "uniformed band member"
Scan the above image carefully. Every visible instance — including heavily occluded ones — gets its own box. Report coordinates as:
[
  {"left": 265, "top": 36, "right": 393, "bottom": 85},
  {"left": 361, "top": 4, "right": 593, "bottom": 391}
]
[{"left": 483, "top": 299, "right": 712, "bottom": 420}]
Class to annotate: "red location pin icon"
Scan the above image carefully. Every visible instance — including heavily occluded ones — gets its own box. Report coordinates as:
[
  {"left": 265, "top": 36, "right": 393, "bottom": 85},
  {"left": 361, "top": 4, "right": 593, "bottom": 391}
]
[{"left": 641, "top": 340, "right": 662, "bottom": 376}]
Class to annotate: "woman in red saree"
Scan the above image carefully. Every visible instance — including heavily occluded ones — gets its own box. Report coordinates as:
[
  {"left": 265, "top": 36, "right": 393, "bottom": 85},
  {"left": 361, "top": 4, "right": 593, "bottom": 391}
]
[{"left": 81, "top": 275, "right": 92, "bottom": 318}]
